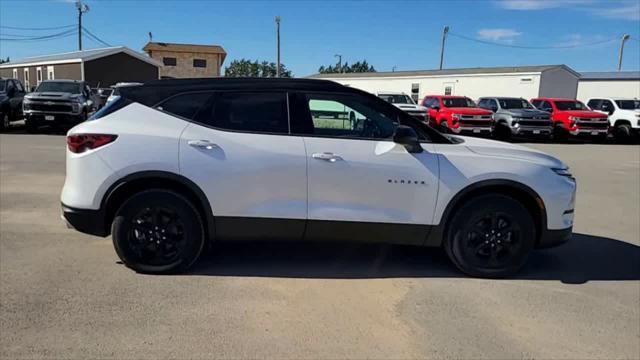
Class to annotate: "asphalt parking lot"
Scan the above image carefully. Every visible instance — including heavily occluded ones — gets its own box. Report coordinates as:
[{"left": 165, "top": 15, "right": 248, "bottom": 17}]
[{"left": 1, "top": 130, "right": 638, "bottom": 359}]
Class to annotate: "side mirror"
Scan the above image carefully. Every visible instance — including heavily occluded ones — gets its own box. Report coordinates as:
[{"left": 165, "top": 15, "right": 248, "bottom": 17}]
[
  {"left": 30, "top": 86, "right": 36, "bottom": 92},
  {"left": 393, "top": 125, "right": 422, "bottom": 153},
  {"left": 490, "top": 106, "right": 498, "bottom": 112}
]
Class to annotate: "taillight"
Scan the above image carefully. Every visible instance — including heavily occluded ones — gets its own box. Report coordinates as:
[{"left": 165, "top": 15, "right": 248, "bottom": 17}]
[{"left": 67, "top": 134, "right": 117, "bottom": 153}]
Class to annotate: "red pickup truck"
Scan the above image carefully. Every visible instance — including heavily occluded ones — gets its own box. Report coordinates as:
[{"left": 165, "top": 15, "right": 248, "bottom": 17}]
[
  {"left": 421, "top": 95, "right": 494, "bottom": 135},
  {"left": 531, "top": 97, "right": 609, "bottom": 141}
]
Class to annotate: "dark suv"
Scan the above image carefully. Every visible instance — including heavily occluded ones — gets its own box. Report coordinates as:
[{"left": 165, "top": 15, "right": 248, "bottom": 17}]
[
  {"left": 0, "top": 78, "right": 26, "bottom": 132},
  {"left": 23, "top": 80, "right": 94, "bottom": 132}
]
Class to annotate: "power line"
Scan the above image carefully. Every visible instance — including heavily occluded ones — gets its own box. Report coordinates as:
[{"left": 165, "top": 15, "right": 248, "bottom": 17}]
[
  {"left": 0, "top": 28, "right": 76, "bottom": 41},
  {"left": 0, "top": 24, "right": 75, "bottom": 31},
  {"left": 81, "top": 26, "right": 111, "bottom": 47},
  {"left": 448, "top": 32, "right": 618, "bottom": 49}
]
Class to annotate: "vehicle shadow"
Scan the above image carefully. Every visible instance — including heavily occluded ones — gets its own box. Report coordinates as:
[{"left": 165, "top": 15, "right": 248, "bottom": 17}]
[{"left": 189, "top": 233, "right": 640, "bottom": 284}]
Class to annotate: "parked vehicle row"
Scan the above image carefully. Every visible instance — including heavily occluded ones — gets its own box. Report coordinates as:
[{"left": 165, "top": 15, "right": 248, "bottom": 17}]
[{"left": 375, "top": 91, "right": 639, "bottom": 142}]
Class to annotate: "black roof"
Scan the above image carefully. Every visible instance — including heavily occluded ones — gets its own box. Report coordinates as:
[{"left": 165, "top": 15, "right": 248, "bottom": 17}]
[{"left": 120, "top": 77, "right": 351, "bottom": 105}]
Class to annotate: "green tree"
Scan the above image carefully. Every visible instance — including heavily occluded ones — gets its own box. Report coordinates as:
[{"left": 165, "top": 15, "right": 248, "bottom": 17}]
[
  {"left": 0, "top": 57, "right": 10, "bottom": 64},
  {"left": 224, "top": 59, "right": 292, "bottom": 78},
  {"left": 318, "top": 59, "right": 376, "bottom": 74}
]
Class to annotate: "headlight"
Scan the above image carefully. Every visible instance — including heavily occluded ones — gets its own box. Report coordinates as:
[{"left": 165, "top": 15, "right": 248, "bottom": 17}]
[
  {"left": 552, "top": 167, "right": 574, "bottom": 179},
  {"left": 23, "top": 98, "right": 32, "bottom": 104},
  {"left": 451, "top": 113, "right": 460, "bottom": 120},
  {"left": 634, "top": 113, "right": 640, "bottom": 118}
]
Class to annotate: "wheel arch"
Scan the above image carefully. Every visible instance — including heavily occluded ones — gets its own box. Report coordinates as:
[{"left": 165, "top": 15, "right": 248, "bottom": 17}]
[
  {"left": 613, "top": 119, "right": 631, "bottom": 127},
  {"left": 425, "top": 179, "right": 547, "bottom": 247},
  {"left": 101, "top": 171, "right": 215, "bottom": 240}
]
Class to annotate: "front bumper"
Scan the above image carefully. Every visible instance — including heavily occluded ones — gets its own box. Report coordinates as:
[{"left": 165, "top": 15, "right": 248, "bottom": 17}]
[
  {"left": 61, "top": 203, "right": 108, "bottom": 237},
  {"left": 451, "top": 126, "right": 493, "bottom": 134},
  {"left": 537, "top": 226, "right": 572, "bottom": 248},
  {"left": 569, "top": 127, "right": 608, "bottom": 136},
  {"left": 512, "top": 125, "right": 553, "bottom": 136},
  {"left": 26, "top": 112, "right": 84, "bottom": 125}
]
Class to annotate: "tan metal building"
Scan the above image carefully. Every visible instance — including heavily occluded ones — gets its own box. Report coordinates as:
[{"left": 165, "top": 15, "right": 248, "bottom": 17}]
[
  {"left": 143, "top": 42, "right": 227, "bottom": 79},
  {"left": 0, "top": 46, "right": 161, "bottom": 90}
]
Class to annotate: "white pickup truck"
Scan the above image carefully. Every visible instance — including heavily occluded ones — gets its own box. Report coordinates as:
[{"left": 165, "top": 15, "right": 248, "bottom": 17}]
[
  {"left": 586, "top": 97, "right": 640, "bottom": 141},
  {"left": 377, "top": 92, "right": 428, "bottom": 122}
]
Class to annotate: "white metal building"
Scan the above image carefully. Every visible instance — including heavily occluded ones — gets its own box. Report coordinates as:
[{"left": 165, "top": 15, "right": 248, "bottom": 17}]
[
  {"left": 577, "top": 71, "right": 640, "bottom": 101},
  {"left": 309, "top": 65, "right": 581, "bottom": 102}
]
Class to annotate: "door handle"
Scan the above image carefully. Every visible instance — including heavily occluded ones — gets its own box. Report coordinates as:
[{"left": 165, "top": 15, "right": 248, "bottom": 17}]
[
  {"left": 312, "top": 152, "right": 343, "bottom": 162},
  {"left": 188, "top": 140, "right": 219, "bottom": 150}
]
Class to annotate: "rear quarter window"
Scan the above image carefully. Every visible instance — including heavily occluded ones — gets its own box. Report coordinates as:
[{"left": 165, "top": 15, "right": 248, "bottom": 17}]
[{"left": 157, "top": 92, "right": 213, "bottom": 120}]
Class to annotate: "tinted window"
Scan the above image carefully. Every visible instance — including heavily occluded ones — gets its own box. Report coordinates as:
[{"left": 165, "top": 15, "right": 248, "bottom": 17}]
[
  {"left": 302, "top": 93, "right": 397, "bottom": 139},
  {"left": 555, "top": 100, "right": 587, "bottom": 111},
  {"left": 378, "top": 94, "right": 414, "bottom": 104},
  {"left": 200, "top": 92, "right": 288, "bottom": 134},
  {"left": 441, "top": 97, "right": 474, "bottom": 108},
  {"left": 498, "top": 98, "right": 533, "bottom": 109},
  {"left": 193, "top": 59, "right": 207, "bottom": 68},
  {"left": 158, "top": 92, "right": 212, "bottom": 120},
  {"left": 615, "top": 100, "right": 640, "bottom": 110},
  {"left": 36, "top": 82, "right": 81, "bottom": 93},
  {"left": 163, "top": 57, "right": 177, "bottom": 66},
  {"left": 587, "top": 99, "right": 601, "bottom": 110}
]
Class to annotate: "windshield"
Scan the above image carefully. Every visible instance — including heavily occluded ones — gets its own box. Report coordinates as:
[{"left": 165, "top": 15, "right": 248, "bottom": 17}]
[
  {"left": 442, "top": 97, "right": 475, "bottom": 108},
  {"left": 0, "top": 80, "right": 6, "bottom": 92},
  {"left": 554, "top": 100, "right": 587, "bottom": 111},
  {"left": 498, "top": 98, "right": 534, "bottom": 109},
  {"left": 378, "top": 94, "right": 415, "bottom": 105},
  {"left": 36, "top": 82, "right": 82, "bottom": 94},
  {"left": 615, "top": 100, "right": 640, "bottom": 110}
]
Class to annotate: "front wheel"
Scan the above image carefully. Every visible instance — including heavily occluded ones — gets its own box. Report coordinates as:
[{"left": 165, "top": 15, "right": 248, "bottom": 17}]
[
  {"left": 112, "top": 189, "right": 206, "bottom": 274},
  {"left": 444, "top": 194, "right": 535, "bottom": 278},
  {"left": 614, "top": 123, "right": 632, "bottom": 143}
]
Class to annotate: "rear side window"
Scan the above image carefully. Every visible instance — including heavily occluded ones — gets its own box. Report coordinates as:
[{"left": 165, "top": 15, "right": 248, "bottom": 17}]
[
  {"left": 197, "top": 92, "right": 288, "bottom": 134},
  {"left": 157, "top": 92, "right": 212, "bottom": 120}
]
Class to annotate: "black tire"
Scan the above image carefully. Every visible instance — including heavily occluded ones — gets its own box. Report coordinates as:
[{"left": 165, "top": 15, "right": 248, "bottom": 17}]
[
  {"left": 553, "top": 125, "right": 569, "bottom": 142},
  {"left": 444, "top": 194, "right": 535, "bottom": 278},
  {"left": 614, "top": 123, "right": 632, "bottom": 143},
  {"left": 111, "top": 189, "right": 205, "bottom": 274},
  {"left": 25, "top": 118, "right": 38, "bottom": 134},
  {"left": 493, "top": 122, "right": 512, "bottom": 141},
  {"left": 0, "top": 112, "right": 9, "bottom": 132}
]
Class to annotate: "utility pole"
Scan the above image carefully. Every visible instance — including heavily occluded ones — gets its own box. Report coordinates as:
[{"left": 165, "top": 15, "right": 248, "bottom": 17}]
[
  {"left": 76, "top": 0, "right": 89, "bottom": 50},
  {"left": 618, "top": 33, "right": 630, "bottom": 71},
  {"left": 439, "top": 26, "right": 449, "bottom": 70},
  {"left": 275, "top": 16, "right": 281, "bottom": 77},
  {"left": 335, "top": 54, "right": 342, "bottom": 73}
]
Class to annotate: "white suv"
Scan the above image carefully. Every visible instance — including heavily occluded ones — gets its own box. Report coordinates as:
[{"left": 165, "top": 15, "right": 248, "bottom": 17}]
[
  {"left": 61, "top": 78, "right": 576, "bottom": 278},
  {"left": 586, "top": 97, "right": 640, "bottom": 141}
]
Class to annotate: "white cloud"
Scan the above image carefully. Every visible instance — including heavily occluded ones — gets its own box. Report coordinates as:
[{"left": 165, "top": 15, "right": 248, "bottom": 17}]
[
  {"left": 477, "top": 28, "right": 522, "bottom": 43},
  {"left": 496, "top": 0, "right": 594, "bottom": 10},
  {"left": 496, "top": 0, "right": 639, "bottom": 21},
  {"left": 595, "top": 2, "right": 640, "bottom": 21},
  {"left": 556, "top": 33, "right": 610, "bottom": 47}
]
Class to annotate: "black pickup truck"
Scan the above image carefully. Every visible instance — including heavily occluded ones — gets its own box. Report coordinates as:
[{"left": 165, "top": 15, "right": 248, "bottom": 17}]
[
  {"left": 23, "top": 80, "right": 95, "bottom": 132},
  {"left": 0, "top": 78, "right": 26, "bottom": 132}
]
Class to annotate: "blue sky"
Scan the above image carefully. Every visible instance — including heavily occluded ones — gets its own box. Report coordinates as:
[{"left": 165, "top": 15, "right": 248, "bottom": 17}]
[{"left": 1, "top": 0, "right": 639, "bottom": 76}]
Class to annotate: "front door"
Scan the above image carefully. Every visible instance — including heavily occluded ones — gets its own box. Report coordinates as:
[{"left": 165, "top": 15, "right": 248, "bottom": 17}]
[
  {"left": 177, "top": 91, "right": 308, "bottom": 241},
  {"left": 291, "top": 92, "right": 440, "bottom": 245}
]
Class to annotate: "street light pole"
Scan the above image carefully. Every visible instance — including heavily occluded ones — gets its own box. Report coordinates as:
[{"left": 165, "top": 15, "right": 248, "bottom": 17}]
[
  {"left": 439, "top": 26, "right": 449, "bottom": 70},
  {"left": 76, "top": 0, "right": 89, "bottom": 50},
  {"left": 275, "top": 16, "right": 281, "bottom": 77},
  {"left": 618, "top": 33, "right": 630, "bottom": 71}
]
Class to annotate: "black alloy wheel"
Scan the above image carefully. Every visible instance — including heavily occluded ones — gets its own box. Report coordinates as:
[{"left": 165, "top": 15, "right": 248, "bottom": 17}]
[
  {"left": 112, "top": 189, "right": 205, "bottom": 274},
  {"left": 445, "top": 194, "right": 535, "bottom": 278}
]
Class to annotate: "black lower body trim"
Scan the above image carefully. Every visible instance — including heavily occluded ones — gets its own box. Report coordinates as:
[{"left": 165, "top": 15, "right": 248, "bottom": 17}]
[
  {"left": 61, "top": 203, "right": 108, "bottom": 237},
  {"left": 537, "top": 226, "right": 572, "bottom": 248},
  {"left": 214, "top": 217, "right": 431, "bottom": 246}
]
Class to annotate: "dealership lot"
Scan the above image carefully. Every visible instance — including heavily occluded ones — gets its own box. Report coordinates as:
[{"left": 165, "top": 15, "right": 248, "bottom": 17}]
[{"left": 0, "top": 132, "right": 638, "bottom": 359}]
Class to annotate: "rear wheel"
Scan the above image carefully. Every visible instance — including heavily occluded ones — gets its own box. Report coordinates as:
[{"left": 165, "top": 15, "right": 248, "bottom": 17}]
[
  {"left": 493, "top": 122, "right": 512, "bottom": 141},
  {"left": 112, "top": 189, "right": 205, "bottom": 274},
  {"left": 444, "top": 194, "right": 535, "bottom": 278},
  {"left": 553, "top": 125, "right": 569, "bottom": 142}
]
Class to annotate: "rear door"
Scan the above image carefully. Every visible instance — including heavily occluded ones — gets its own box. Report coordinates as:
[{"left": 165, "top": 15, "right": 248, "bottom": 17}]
[
  {"left": 177, "top": 91, "right": 308, "bottom": 241},
  {"left": 290, "top": 92, "right": 439, "bottom": 245}
]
